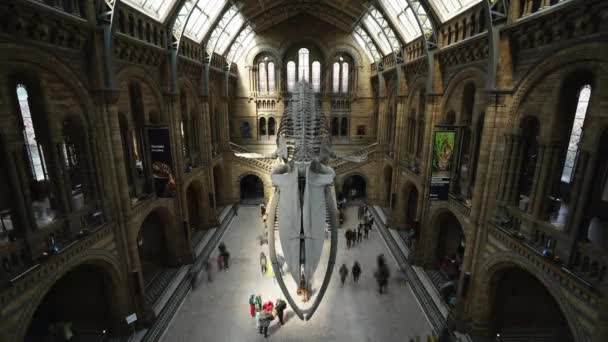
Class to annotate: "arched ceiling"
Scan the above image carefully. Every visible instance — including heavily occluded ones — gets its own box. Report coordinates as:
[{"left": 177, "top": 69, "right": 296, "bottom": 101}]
[{"left": 120, "top": 0, "right": 484, "bottom": 65}]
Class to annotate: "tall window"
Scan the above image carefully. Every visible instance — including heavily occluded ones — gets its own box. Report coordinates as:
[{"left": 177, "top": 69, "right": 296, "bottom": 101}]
[
  {"left": 561, "top": 85, "right": 591, "bottom": 183},
  {"left": 312, "top": 61, "right": 321, "bottom": 92},
  {"left": 17, "top": 85, "right": 47, "bottom": 181},
  {"left": 332, "top": 63, "right": 340, "bottom": 93},
  {"left": 258, "top": 62, "right": 267, "bottom": 93},
  {"left": 287, "top": 61, "right": 296, "bottom": 92},
  {"left": 268, "top": 62, "right": 275, "bottom": 93},
  {"left": 341, "top": 62, "right": 349, "bottom": 93},
  {"left": 298, "top": 48, "right": 309, "bottom": 82}
]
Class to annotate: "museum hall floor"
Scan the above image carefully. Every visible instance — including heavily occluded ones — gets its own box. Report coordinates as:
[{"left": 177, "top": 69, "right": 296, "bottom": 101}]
[{"left": 161, "top": 205, "right": 432, "bottom": 341}]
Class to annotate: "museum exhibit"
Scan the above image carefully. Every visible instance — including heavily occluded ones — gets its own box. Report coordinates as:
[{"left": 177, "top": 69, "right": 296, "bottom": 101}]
[{"left": 0, "top": 0, "right": 606, "bottom": 341}]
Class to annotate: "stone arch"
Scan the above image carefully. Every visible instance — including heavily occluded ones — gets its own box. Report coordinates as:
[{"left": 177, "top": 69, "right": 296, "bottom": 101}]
[
  {"left": 0, "top": 44, "right": 96, "bottom": 130},
  {"left": 244, "top": 44, "right": 281, "bottom": 67},
  {"left": 185, "top": 180, "right": 204, "bottom": 231},
  {"left": 17, "top": 251, "right": 128, "bottom": 342},
  {"left": 472, "top": 252, "right": 583, "bottom": 341},
  {"left": 278, "top": 37, "right": 330, "bottom": 63},
  {"left": 509, "top": 42, "right": 608, "bottom": 128},
  {"left": 440, "top": 67, "right": 486, "bottom": 123},
  {"left": 115, "top": 66, "right": 163, "bottom": 122},
  {"left": 402, "top": 181, "right": 421, "bottom": 228},
  {"left": 425, "top": 207, "right": 469, "bottom": 270},
  {"left": 340, "top": 172, "right": 368, "bottom": 201},
  {"left": 238, "top": 172, "right": 266, "bottom": 204},
  {"left": 136, "top": 206, "right": 175, "bottom": 285},
  {"left": 326, "top": 43, "right": 364, "bottom": 69}
]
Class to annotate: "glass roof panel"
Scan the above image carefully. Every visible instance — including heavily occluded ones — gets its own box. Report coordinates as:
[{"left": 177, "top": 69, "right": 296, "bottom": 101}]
[
  {"left": 381, "top": 0, "right": 433, "bottom": 42},
  {"left": 226, "top": 25, "right": 256, "bottom": 64},
  {"left": 183, "top": 0, "right": 227, "bottom": 42},
  {"left": 353, "top": 25, "right": 382, "bottom": 62},
  {"left": 362, "top": 7, "right": 401, "bottom": 55},
  {"left": 124, "top": 0, "right": 178, "bottom": 21},
  {"left": 206, "top": 5, "right": 244, "bottom": 55},
  {"left": 428, "top": 0, "right": 482, "bottom": 22}
]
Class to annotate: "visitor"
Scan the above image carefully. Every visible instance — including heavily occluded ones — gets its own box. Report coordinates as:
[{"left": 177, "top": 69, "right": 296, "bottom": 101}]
[
  {"left": 249, "top": 294, "right": 256, "bottom": 317},
  {"left": 274, "top": 298, "right": 287, "bottom": 325},
  {"left": 352, "top": 261, "right": 362, "bottom": 284},
  {"left": 260, "top": 252, "right": 268, "bottom": 275},
  {"left": 357, "top": 224, "right": 363, "bottom": 243},
  {"left": 358, "top": 205, "right": 364, "bottom": 220},
  {"left": 258, "top": 310, "right": 274, "bottom": 338},
  {"left": 233, "top": 203, "right": 238, "bottom": 216},
  {"left": 254, "top": 295, "right": 263, "bottom": 312},
  {"left": 263, "top": 300, "right": 274, "bottom": 313},
  {"left": 344, "top": 229, "right": 351, "bottom": 249},
  {"left": 297, "top": 274, "right": 310, "bottom": 302},
  {"left": 217, "top": 253, "right": 224, "bottom": 271},
  {"left": 364, "top": 223, "right": 370, "bottom": 239},
  {"left": 260, "top": 203, "right": 266, "bottom": 217},
  {"left": 203, "top": 259, "right": 212, "bottom": 282},
  {"left": 339, "top": 264, "right": 349, "bottom": 287},
  {"left": 189, "top": 269, "right": 198, "bottom": 289},
  {"left": 375, "top": 254, "right": 390, "bottom": 294}
]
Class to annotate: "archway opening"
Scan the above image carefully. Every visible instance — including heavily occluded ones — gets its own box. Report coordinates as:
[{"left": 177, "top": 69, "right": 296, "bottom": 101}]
[
  {"left": 435, "top": 211, "right": 465, "bottom": 279},
  {"left": 137, "top": 210, "right": 170, "bottom": 286},
  {"left": 186, "top": 183, "right": 202, "bottom": 232},
  {"left": 240, "top": 174, "right": 264, "bottom": 204},
  {"left": 342, "top": 175, "right": 367, "bottom": 202},
  {"left": 405, "top": 185, "right": 419, "bottom": 229},
  {"left": 490, "top": 268, "right": 574, "bottom": 341},
  {"left": 213, "top": 165, "right": 222, "bottom": 207},
  {"left": 384, "top": 165, "right": 393, "bottom": 206},
  {"left": 25, "top": 264, "right": 122, "bottom": 341}
]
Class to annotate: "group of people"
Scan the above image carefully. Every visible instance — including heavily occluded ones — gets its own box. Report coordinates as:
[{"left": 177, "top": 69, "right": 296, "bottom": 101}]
[
  {"left": 339, "top": 261, "right": 362, "bottom": 286},
  {"left": 344, "top": 206, "right": 374, "bottom": 249},
  {"left": 248, "top": 295, "right": 287, "bottom": 338}
]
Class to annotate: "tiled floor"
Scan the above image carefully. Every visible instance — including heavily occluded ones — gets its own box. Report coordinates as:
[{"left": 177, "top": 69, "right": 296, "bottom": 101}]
[{"left": 161, "top": 205, "right": 432, "bottom": 342}]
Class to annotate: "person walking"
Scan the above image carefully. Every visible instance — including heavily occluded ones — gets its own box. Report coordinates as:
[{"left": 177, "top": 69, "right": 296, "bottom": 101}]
[
  {"left": 217, "top": 253, "right": 224, "bottom": 271},
  {"left": 344, "top": 229, "right": 351, "bottom": 249},
  {"left": 274, "top": 298, "right": 287, "bottom": 325},
  {"left": 258, "top": 310, "right": 273, "bottom": 338},
  {"left": 263, "top": 300, "right": 274, "bottom": 313},
  {"left": 352, "top": 261, "right": 362, "bottom": 284},
  {"left": 203, "top": 259, "right": 212, "bottom": 282},
  {"left": 374, "top": 254, "right": 390, "bottom": 294},
  {"left": 249, "top": 294, "right": 256, "bottom": 317},
  {"left": 254, "top": 295, "right": 263, "bottom": 313},
  {"left": 357, "top": 224, "right": 363, "bottom": 243},
  {"left": 260, "top": 203, "right": 266, "bottom": 218},
  {"left": 339, "top": 264, "right": 349, "bottom": 287},
  {"left": 260, "top": 252, "right": 268, "bottom": 275}
]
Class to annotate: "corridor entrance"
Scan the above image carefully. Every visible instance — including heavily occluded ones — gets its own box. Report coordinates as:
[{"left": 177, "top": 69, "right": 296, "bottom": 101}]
[{"left": 240, "top": 174, "right": 264, "bottom": 204}]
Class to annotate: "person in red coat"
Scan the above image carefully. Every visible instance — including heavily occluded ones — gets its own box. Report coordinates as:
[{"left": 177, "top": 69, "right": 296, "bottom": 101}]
[{"left": 263, "top": 301, "right": 274, "bottom": 313}]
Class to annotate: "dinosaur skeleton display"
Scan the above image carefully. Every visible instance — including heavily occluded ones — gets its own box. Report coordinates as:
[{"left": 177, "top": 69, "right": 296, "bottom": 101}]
[{"left": 235, "top": 82, "right": 366, "bottom": 320}]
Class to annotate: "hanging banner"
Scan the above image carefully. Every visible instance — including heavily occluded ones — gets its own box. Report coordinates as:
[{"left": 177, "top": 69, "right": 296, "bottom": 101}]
[
  {"left": 430, "top": 129, "right": 456, "bottom": 201},
  {"left": 147, "top": 126, "right": 176, "bottom": 198}
]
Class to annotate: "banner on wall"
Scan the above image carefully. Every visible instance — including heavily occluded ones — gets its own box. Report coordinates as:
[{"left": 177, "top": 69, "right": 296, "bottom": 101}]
[
  {"left": 147, "top": 126, "right": 176, "bottom": 198},
  {"left": 430, "top": 129, "right": 456, "bottom": 201}
]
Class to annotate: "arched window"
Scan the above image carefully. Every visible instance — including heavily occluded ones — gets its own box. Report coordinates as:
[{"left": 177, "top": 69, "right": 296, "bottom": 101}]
[
  {"left": 298, "top": 48, "right": 309, "bottom": 82},
  {"left": 268, "top": 117, "right": 276, "bottom": 136},
  {"left": 180, "top": 92, "right": 190, "bottom": 159},
  {"left": 287, "top": 61, "right": 296, "bottom": 92},
  {"left": 332, "top": 62, "right": 340, "bottom": 93},
  {"left": 17, "top": 85, "right": 47, "bottom": 181},
  {"left": 341, "top": 62, "right": 349, "bottom": 93},
  {"left": 561, "top": 85, "right": 591, "bottom": 183},
  {"left": 259, "top": 117, "right": 266, "bottom": 137},
  {"left": 312, "top": 61, "right": 321, "bottom": 92},
  {"left": 268, "top": 62, "right": 275, "bottom": 93},
  {"left": 258, "top": 62, "right": 267, "bottom": 93}
]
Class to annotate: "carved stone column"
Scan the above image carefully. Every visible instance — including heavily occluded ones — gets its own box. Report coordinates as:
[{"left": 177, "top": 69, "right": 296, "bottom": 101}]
[
  {"left": 529, "top": 143, "right": 548, "bottom": 216},
  {"left": 567, "top": 150, "right": 596, "bottom": 240},
  {"left": 498, "top": 134, "right": 515, "bottom": 201},
  {"left": 505, "top": 135, "right": 522, "bottom": 203}
]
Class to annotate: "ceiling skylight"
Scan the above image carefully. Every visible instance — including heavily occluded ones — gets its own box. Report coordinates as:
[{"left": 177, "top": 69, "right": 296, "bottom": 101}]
[
  {"left": 429, "top": 0, "right": 482, "bottom": 22},
  {"left": 362, "top": 6, "right": 402, "bottom": 55},
  {"left": 180, "top": 0, "right": 227, "bottom": 42},
  {"left": 226, "top": 25, "right": 256, "bottom": 64},
  {"left": 353, "top": 26, "right": 382, "bottom": 62},
  {"left": 123, "top": 0, "right": 178, "bottom": 22},
  {"left": 381, "top": 0, "right": 433, "bottom": 42},
  {"left": 207, "top": 5, "right": 245, "bottom": 55}
]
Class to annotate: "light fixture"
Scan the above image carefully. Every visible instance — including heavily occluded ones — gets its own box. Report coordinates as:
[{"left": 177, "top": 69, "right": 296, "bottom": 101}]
[{"left": 339, "top": 56, "right": 344, "bottom": 62}]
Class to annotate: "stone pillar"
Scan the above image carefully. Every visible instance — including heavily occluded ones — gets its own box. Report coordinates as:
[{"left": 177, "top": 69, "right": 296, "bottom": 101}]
[
  {"left": 567, "top": 150, "right": 596, "bottom": 240},
  {"left": 538, "top": 143, "right": 564, "bottom": 221},
  {"left": 506, "top": 136, "right": 523, "bottom": 203},
  {"left": 498, "top": 134, "right": 514, "bottom": 201},
  {"left": 528, "top": 143, "right": 547, "bottom": 216}
]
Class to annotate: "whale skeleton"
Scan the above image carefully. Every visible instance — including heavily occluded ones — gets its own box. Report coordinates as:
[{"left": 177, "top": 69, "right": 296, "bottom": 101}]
[{"left": 236, "top": 82, "right": 366, "bottom": 320}]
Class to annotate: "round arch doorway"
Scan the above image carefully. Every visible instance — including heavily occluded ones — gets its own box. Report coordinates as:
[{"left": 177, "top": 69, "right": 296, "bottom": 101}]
[
  {"left": 490, "top": 268, "right": 575, "bottom": 341},
  {"left": 137, "top": 210, "right": 171, "bottom": 286},
  {"left": 25, "top": 264, "right": 124, "bottom": 341},
  {"left": 342, "top": 174, "right": 367, "bottom": 201},
  {"left": 240, "top": 174, "right": 264, "bottom": 204}
]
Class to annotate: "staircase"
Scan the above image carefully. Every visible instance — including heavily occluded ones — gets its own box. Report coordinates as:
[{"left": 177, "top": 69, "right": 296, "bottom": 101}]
[
  {"left": 144, "top": 268, "right": 180, "bottom": 307},
  {"left": 425, "top": 269, "right": 450, "bottom": 293}
]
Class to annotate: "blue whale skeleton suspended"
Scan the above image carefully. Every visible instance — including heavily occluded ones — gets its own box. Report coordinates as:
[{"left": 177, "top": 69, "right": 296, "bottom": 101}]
[{"left": 236, "top": 82, "right": 366, "bottom": 320}]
